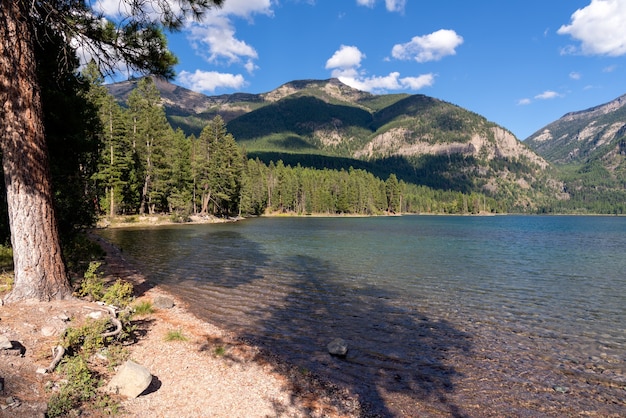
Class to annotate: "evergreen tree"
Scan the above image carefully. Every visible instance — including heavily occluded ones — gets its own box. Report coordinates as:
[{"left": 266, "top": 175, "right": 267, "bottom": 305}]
[
  {"left": 385, "top": 174, "right": 401, "bottom": 213},
  {"left": 84, "top": 63, "right": 133, "bottom": 217},
  {"left": 193, "top": 116, "right": 243, "bottom": 216},
  {"left": 126, "top": 77, "right": 173, "bottom": 214},
  {"left": 0, "top": 0, "right": 224, "bottom": 302}
]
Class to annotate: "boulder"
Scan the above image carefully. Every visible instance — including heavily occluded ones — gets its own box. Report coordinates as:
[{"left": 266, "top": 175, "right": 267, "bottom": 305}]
[
  {"left": 153, "top": 296, "right": 174, "bottom": 309},
  {"left": 106, "top": 360, "right": 152, "bottom": 398},
  {"left": 327, "top": 338, "right": 348, "bottom": 357},
  {"left": 0, "top": 336, "right": 12, "bottom": 350}
]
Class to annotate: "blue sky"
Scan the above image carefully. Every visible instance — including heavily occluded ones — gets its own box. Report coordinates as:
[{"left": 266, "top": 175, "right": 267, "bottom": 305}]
[{"left": 94, "top": 0, "right": 626, "bottom": 140}]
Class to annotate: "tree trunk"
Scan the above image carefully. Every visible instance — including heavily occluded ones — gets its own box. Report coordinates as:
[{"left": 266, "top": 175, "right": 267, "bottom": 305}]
[{"left": 0, "top": 1, "right": 71, "bottom": 301}]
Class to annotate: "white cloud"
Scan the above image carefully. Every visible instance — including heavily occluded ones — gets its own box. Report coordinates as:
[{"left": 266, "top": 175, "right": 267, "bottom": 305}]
[
  {"left": 325, "top": 45, "right": 365, "bottom": 71},
  {"left": 558, "top": 0, "right": 626, "bottom": 56},
  {"left": 385, "top": 0, "right": 406, "bottom": 13},
  {"left": 217, "top": 0, "right": 273, "bottom": 19},
  {"left": 91, "top": 0, "right": 269, "bottom": 75},
  {"left": 178, "top": 70, "right": 246, "bottom": 93},
  {"left": 339, "top": 72, "right": 435, "bottom": 93},
  {"left": 603, "top": 64, "right": 618, "bottom": 72},
  {"left": 326, "top": 45, "right": 434, "bottom": 93},
  {"left": 391, "top": 29, "right": 464, "bottom": 63},
  {"left": 535, "top": 90, "right": 562, "bottom": 100},
  {"left": 569, "top": 71, "right": 582, "bottom": 80},
  {"left": 355, "top": 0, "right": 406, "bottom": 12},
  {"left": 517, "top": 98, "right": 532, "bottom": 105},
  {"left": 188, "top": 15, "right": 258, "bottom": 64},
  {"left": 356, "top": 0, "right": 376, "bottom": 7}
]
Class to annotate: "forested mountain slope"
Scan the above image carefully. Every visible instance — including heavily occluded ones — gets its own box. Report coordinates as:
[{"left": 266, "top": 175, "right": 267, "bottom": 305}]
[
  {"left": 108, "top": 77, "right": 561, "bottom": 211},
  {"left": 525, "top": 93, "right": 626, "bottom": 213},
  {"left": 525, "top": 93, "right": 626, "bottom": 164}
]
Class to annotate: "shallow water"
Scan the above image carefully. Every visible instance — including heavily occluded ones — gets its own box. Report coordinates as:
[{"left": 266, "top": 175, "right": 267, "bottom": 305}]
[{"left": 98, "top": 216, "right": 626, "bottom": 416}]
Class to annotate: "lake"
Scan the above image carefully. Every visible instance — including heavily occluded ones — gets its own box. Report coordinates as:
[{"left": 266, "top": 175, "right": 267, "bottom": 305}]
[{"left": 97, "top": 216, "right": 626, "bottom": 417}]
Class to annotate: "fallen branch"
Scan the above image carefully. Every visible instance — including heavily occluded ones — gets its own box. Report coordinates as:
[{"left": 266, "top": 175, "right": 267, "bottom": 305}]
[
  {"left": 36, "top": 345, "right": 65, "bottom": 374},
  {"left": 37, "top": 303, "right": 123, "bottom": 374}
]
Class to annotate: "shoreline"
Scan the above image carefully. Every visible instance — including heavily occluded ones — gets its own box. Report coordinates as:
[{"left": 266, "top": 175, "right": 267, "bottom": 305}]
[
  {"left": 97, "top": 211, "right": 622, "bottom": 231},
  {"left": 91, "top": 233, "right": 365, "bottom": 417}
]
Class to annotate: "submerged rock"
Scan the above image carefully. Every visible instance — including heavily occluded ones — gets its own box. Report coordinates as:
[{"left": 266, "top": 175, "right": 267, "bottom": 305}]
[{"left": 327, "top": 338, "right": 348, "bottom": 357}]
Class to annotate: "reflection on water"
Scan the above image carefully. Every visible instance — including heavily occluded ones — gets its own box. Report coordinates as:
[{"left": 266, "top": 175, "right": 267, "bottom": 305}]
[{"left": 98, "top": 216, "right": 626, "bottom": 416}]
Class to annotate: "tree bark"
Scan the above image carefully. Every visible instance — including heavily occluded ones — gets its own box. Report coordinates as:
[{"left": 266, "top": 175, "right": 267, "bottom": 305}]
[{"left": 0, "top": 1, "right": 72, "bottom": 301}]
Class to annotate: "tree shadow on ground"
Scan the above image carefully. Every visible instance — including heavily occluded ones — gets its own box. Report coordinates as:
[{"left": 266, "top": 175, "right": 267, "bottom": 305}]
[
  {"left": 95, "top": 226, "right": 473, "bottom": 416},
  {"left": 237, "top": 254, "right": 473, "bottom": 417}
]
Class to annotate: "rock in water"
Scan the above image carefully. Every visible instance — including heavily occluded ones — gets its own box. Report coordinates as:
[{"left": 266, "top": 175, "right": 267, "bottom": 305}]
[
  {"left": 327, "top": 338, "right": 348, "bottom": 356},
  {"left": 106, "top": 360, "right": 152, "bottom": 398}
]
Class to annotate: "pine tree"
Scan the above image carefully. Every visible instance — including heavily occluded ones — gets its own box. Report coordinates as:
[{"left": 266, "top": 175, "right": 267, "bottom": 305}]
[
  {"left": 0, "top": 0, "right": 224, "bottom": 302},
  {"left": 193, "top": 116, "right": 243, "bottom": 216},
  {"left": 126, "top": 77, "right": 173, "bottom": 214}
]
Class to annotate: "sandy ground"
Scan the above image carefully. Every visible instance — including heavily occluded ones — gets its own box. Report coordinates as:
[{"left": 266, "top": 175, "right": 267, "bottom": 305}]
[{"left": 0, "top": 234, "right": 362, "bottom": 418}]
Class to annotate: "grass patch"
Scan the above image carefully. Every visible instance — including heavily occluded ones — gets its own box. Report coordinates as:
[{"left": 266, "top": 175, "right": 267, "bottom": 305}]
[
  {"left": 0, "top": 271, "right": 13, "bottom": 293},
  {"left": 214, "top": 345, "right": 226, "bottom": 357},
  {"left": 133, "top": 300, "right": 155, "bottom": 316},
  {"left": 164, "top": 329, "right": 188, "bottom": 342}
]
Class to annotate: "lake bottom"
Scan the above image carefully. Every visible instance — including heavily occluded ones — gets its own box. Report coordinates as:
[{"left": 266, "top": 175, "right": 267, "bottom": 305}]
[{"left": 98, "top": 216, "right": 626, "bottom": 416}]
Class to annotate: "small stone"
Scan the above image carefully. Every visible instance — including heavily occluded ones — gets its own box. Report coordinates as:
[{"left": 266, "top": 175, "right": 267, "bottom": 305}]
[
  {"left": 153, "top": 296, "right": 174, "bottom": 309},
  {"left": 0, "top": 336, "right": 12, "bottom": 350},
  {"left": 57, "top": 314, "right": 70, "bottom": 322},
  {"left": 327, "top": 338, "right": 348, "bottom": 357},
  {"left": 88, "top": 311, "right": 103, "bottom": 319},
  {"left": 553, "top": 385, "right": 570, "bottom": 394},
  {"left": 41, "top": 326, "right": 56, "bottom": 337},
  {"left": 106, "top": 360, "right": 152, "bottom": 398}
]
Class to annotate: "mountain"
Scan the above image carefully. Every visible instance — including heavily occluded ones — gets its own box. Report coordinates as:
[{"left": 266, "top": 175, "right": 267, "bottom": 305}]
[
  {"left": 525, "top": 93, "right": 626, "bottom": 164},
  {"left": 108, "top": 77, "right": 560, "bottom": 211},
  {"left": 525, "top": 94, "right": 626, "bottom": 213}
]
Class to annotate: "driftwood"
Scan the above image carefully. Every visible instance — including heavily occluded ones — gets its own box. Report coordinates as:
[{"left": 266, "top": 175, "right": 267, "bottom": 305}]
[{"left": 37, "top": 303, "right": 123, "bottom": 374}]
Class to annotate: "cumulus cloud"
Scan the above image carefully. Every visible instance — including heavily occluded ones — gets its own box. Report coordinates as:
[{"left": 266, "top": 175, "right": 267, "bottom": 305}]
[
  {"left": 325, "top": 45, "right": 365, "bottom": 72},
  {"left": 339, "top": 72, "right": 434, "bottom": 93},
  {"left": 391, "top": 29, "right": 464, "bottom": 63},
  {"left": 92, "top": 0, "right": 270, "bottom": 74},
  {"left": 187, "top": 15, "right": 258, "bottom": 64},
  {"left": 178, "top": 70, "right": 246, "bottom": 93},
  {"left": 517, "top": 98, "right": 532, "bottom": 106},
  {"left": 326, "top": 45, "right": 434, "bottom": 93},
  {"left": 535, "top": 90, "right": 562, "bottom": 100},
  {"left": 558, "top": 0, "right": 626, "bottom": 56}
]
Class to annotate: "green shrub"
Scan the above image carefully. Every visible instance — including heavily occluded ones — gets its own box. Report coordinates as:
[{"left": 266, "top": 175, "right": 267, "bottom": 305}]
[
  {"left": 0, "top": 245, "right": 13, "bottom": 271},
  {"left": 61, "top": 318, "right": 110, "bottom": 356},
  {"left": 78, "top": 261, "right": 104, "bottom": 301},
  {"left": 101, "top": 279, "right": 134, "bottom": 308},
  {"left": 47, "top": 355, "right": 119, "bottom": 417},
  {"left": 46, "top": 356, "right": 97, "bottom": 417}
]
